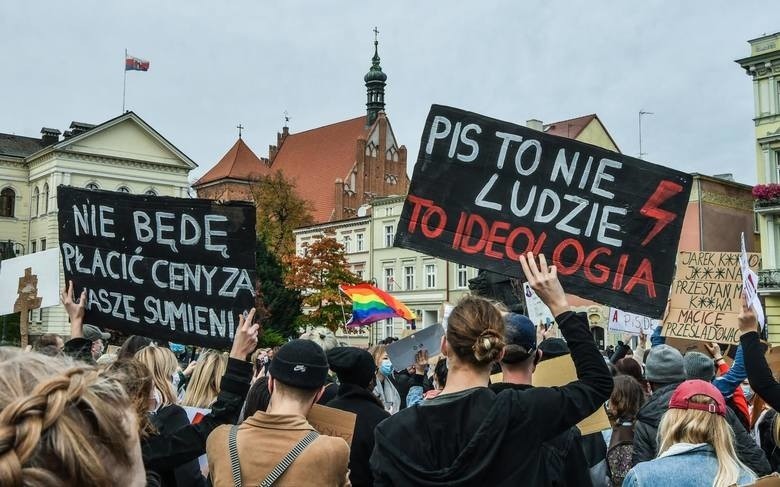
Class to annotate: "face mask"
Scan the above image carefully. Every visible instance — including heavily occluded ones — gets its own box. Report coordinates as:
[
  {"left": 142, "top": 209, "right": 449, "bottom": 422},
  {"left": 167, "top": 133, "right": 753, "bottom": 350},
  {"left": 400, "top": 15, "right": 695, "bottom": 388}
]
[
  {"left": 150, "top": 388, "right": 162, "bottom": 413},
  {"left": 172, "top": 372, "right": 181, "bottom": 391},
  {"left": 742, "top": 384, "right": 754, "bottom": 401},
  {"left": 380, "top": 359, "right": 393, "bottom": 377}
]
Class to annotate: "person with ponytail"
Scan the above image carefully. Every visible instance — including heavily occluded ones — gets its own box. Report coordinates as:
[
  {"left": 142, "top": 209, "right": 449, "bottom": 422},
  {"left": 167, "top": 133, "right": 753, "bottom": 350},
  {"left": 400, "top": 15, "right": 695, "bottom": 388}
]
[
  {"left": 369, "top": 253, "right": 613, "bottom": 486},
  {"left": 623, "top": 379, "right": 756, "bottom": 486},
  {"left": 0, "top": 348, "right": 146, "bottom": 487}
]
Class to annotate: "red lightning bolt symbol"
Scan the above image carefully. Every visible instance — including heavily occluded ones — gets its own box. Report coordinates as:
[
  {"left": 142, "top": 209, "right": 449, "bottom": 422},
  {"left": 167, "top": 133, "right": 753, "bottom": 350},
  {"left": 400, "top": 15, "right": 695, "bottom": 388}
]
[{"left": 639, "top": 180, "right": 683, "bottom": 246}]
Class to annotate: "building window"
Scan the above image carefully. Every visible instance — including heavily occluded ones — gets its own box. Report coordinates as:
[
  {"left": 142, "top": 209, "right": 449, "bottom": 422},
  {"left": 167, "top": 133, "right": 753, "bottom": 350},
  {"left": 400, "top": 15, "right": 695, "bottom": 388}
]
[
  {"left": 356, "top": 233, "right": 364, "bottom": 251},
  {"left": 31, "top": 241, "right": 37, "bottom": 253},
  {"left": 457, "top": 264, "right": 469, "bottom": 288},
  {"left": 384, "top": 225, "right": 394, "bottom": 248},
  {"left": 0, "top": 188, "right": 15, "bottom": 217},
  {"left": 343, "top": 235, "right": 351, "bottom": 253},
  {"left": 356, "top": 269, "right": 364, "bottom": 280},
  {"left": 384, "top": 318, "right": 394, "bottom": 339},
  {"left": 117, "top": 186, "right": 131, "bottom": 193},
  {"left": 42, "top": 183, "right": 49, "bottom": 213},
  {"left": 384, "top": 267, "right": 394, "bottom": 291},
  {"left": 32, "top": 187, "right": 39, "bottom": 217},
  {"left": 145, "top": 189, "right": 158, "bottom": 196},
  {"left": 404, "top": 265, "right": 415, "bottom": 291},
  {"left": 85, "top": 182, "right": 99, "bottom": 190},
  {"left": 40, "top": 238, "right": 46, "bottom": 251},
  {"left": 384, "top": 207, "right": 393, "bottom": 216},
  {"left": 425, "top": 264, "right": 437, "bottom": 289}
]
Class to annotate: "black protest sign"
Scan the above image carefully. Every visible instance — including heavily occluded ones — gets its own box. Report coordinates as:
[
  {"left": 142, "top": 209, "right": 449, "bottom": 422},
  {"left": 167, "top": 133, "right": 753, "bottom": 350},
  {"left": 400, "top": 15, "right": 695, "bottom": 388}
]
[
  {"left": 57, "top": 186, "right": 256, "bottom": 348},
  {"left": 395, "top": 105, "right": 692, "bottom": 318}
]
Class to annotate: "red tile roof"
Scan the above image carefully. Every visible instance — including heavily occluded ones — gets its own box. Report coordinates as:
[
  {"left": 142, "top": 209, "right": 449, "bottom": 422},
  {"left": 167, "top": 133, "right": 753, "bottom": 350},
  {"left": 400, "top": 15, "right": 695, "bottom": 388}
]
[
  {"left": 270, "top": 116, "right": 368, "bottom": 222},
  {"left": 195, "top": 138, "right": 268, "bottom": 186},
  {"left": 543, "top": 114, "right": 597, "bottom": 139}
]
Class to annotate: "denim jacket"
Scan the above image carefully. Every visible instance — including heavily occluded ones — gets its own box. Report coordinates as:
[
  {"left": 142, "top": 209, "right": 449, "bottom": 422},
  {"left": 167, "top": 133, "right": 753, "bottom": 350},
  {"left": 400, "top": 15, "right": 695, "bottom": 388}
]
[{"left": 623, "top": 443, "right": 756, "bottom": 486}]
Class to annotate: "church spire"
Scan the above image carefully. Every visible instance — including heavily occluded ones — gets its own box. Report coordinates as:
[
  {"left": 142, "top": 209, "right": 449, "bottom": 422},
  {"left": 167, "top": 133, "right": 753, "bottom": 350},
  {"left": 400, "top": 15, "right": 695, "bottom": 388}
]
[{"left": 364, "top": 27, "right": 387, "bottom": 127}]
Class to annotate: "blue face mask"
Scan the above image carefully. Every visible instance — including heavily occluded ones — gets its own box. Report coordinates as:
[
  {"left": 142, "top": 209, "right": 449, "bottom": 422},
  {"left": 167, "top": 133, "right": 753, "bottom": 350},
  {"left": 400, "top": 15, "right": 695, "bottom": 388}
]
[
  {"left": 742, "top": 384, "right": 754, "bottom": 401},
  {"left": 380, "top": 359, "right": 393, "bottom": 377}
]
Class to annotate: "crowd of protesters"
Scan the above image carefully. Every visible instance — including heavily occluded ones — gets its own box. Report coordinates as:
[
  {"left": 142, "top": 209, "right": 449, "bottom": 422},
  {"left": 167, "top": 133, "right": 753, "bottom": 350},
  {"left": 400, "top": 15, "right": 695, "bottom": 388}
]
[{"left": 2, "top": 252, "right": 780, "bottom": 486}]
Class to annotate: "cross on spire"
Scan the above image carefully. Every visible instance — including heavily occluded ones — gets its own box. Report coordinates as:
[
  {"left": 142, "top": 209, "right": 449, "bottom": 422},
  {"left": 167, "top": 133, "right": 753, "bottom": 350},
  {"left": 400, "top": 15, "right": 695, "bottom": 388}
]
[
  {"left": 236, "top": 124, "right": 244, "bottom": 138},
  {"left": 373, "top": 26, "right": 379, "bottom": 42},
  {"left": 284, "top": 110, "right": 290, "bottom": 127}
]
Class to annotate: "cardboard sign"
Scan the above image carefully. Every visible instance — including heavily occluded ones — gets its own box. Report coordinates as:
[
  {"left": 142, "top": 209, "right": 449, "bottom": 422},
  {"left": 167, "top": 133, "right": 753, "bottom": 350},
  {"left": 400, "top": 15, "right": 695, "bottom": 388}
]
[
  {"left": 57, "top": 186, "right": 256, "bottom": 349},
  {"left": 532, "top": 354, "right": 612, "bottom": 435},
  {"left": 664, "top": 337, "right": 710, "bottom": 356},
  {"left": 386, "top": 323, "right": 444, "bottom": 369},
  {"left": 523, "top": 282, "right": 556, "bottom": 328},
  {"left": 741, "top": 232, "right": 765, "bottom": 328},
  {"left": 608, "top": 308, "right": 659, "bottom": 336},
  {"left": 0, "top": 249, "right": 60, "bottom": 314},
  {"left": 308, "top": 404, "right": 357, "bottom": 446},
  {"left": 663, "top": 251, "right": 760, "bottom": 344},
  {"left": 394, "top": 105, "right": 692, "bottom": 319}
]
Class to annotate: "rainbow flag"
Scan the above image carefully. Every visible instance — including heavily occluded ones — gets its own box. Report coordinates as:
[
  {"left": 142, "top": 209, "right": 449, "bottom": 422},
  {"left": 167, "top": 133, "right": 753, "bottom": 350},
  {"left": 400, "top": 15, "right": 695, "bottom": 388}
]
[{"left": 340, "top": 283, "right": 416, "bottom": 327}]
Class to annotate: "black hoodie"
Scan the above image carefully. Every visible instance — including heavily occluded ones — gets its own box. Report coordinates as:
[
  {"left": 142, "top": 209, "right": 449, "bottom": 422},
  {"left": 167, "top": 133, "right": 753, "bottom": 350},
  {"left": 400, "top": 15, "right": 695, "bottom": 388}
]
[{"left": 369, "top": 311, "right": 613, "bottom": 487}]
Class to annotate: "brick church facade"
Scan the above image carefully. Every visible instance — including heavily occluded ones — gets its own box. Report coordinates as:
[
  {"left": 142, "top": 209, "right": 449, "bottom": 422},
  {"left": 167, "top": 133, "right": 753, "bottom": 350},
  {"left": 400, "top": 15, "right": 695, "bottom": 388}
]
[{"left": 193, "top": 39, "right": 409, "bottom": 223}]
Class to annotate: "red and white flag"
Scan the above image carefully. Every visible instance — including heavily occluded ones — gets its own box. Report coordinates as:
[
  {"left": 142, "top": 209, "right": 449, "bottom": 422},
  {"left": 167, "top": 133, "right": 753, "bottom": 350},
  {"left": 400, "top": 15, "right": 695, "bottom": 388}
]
[{"left": 125, "top": 54, "right": 150, "bottom": 72}]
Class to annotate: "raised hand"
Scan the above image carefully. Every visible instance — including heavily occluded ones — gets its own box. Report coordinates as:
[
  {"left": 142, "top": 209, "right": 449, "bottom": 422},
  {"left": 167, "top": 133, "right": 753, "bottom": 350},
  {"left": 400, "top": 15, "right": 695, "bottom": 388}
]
[
  {"left": 413, "top": 349, "right": 429, "bottom": 375},
  {"left": 704, "top": 342, "right": 722, "bottom": 360},
  {"left": 60, "top": 280, "right": 86, "bottom": 338},
  {"left": 737, "top": 295, "right": 759, "bottom": 334},
  {"left": 230, "top": 308, "right": 260, "bottom": 360},
  {"left": 519, "top": 252, "right": 569, "bottom": 317}
]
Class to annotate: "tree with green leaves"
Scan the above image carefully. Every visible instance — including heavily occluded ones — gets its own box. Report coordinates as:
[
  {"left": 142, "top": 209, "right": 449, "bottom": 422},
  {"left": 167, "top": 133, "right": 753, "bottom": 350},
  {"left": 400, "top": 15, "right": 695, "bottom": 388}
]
[
  {"left": 255, "top": 238, "right": 302, "bottom": 340},
  {"left": 285, "top": 237, "right": 360, "bottom": 332}
]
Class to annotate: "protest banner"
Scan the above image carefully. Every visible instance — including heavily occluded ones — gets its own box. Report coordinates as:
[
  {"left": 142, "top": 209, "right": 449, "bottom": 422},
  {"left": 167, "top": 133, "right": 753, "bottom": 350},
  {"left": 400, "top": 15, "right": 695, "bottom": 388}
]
[
  {"left": 394, "top": 105, "right": 692, "bottom": 319},
  {"left": 663, "top": 251, "right": 760, "bottom": 344},
  {"left": 741, "top": 232, "right": 765, "bottom": 328},
  {"left": 386, "top": 323, "right": 444, "bottom": 369},
  {"left": 532, "top": 354, "right": 611, "bottom": 435},
  {"left": 607, "top": 307, "right": 659, "bottom": 336},
  {"left": 523, "top": 282, "right": 556, "bottom": 328},
  {"left": 57, "top": 186, "right": 256, "bottom": 349},
  {"left": 308, "top": 404, "right": 357, "bottom": 446}
]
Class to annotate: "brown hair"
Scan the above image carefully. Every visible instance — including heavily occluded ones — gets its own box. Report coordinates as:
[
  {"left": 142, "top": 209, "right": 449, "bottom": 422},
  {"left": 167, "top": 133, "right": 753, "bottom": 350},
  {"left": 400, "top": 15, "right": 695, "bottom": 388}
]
[
  {"left": 609, "top": 375, "right": 645, "bottom": 421},
  {"left": 0, "top": 348, "right": 140, "bottom": 486},
  {"left": 446, "top": 295, "right": 505, "bottom": 366},
  {"left": 105, "top": 359, "right": 156, "bottom": 439}
]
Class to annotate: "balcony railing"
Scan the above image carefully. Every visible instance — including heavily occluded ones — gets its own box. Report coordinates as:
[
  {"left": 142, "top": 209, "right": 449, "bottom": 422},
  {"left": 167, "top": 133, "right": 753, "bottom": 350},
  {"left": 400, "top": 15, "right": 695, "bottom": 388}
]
[
  {"left": 755, "top": 199, "right": 780, "bottom": 214},
  {"left": 759, "top": 269, "right": 780, "bottom": 292}
]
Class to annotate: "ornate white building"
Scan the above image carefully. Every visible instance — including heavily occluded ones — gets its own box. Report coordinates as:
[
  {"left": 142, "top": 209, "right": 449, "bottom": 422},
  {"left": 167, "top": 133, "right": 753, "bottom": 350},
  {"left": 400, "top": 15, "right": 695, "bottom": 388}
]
[{"left": 0, "top": 111, "right": 196, "bottom": 337}]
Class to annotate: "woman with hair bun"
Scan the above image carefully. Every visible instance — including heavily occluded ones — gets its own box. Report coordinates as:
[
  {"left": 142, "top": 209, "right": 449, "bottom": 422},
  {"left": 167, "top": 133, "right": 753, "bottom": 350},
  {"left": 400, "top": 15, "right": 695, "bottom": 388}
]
[
  {"left": 0, "top": 349, "right": 146, "bottom": 486},
  {"left": 370, "top": 253, "right": 613, "bottom": 486}
]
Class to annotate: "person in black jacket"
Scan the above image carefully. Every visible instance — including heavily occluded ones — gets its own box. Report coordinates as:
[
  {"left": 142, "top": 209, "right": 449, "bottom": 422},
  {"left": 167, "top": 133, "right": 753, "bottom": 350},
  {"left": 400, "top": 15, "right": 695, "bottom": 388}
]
[
  {"left": 491, "top": 312, "right": 592, "bottom": 487},
  {"left": 370, "top": 253, "right": 613, "bottom": 486},
  {"left": 327, "top": 346, "right": 391, "bottom": 487},
  {"left": 632, "top": 343, "right": 770, "bottom": 475}
]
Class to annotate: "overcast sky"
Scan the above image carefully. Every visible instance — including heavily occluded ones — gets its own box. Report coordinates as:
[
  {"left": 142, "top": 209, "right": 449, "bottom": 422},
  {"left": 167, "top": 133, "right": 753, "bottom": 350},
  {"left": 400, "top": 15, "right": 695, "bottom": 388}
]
[{"left": 2, "top": 1, "right": 779, "bottom": 186}]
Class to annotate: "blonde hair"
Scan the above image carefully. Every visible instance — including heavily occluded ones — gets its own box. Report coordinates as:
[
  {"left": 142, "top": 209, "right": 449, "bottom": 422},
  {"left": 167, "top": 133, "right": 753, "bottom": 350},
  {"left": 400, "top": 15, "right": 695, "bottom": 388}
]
[
  {"left": 446, "top": 295, "right": 505, "bottom": 366},
  {"left": 135, "top": 346, "right": 178, "bottom": 407},
  {"left": 658, "top": 394, "right": 752, "bottom": 487},
  {"left": 370, "top": 344, "right": 387, "bottom": 368},
  {"left": 300, "top": 327, "right": 338, "bottom": 353},
  {"left": 0, "top": 348, "right": 139, "bottom": 486},
  {"left": 181, "top": 351, "right": 228, "bottom": 409}
]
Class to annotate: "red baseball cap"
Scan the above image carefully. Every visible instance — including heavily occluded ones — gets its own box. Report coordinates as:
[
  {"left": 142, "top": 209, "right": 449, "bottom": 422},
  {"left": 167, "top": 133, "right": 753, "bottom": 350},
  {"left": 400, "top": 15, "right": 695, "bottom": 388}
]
[{"left": 668, "top": 380, "right": 726, "bottom": 416}]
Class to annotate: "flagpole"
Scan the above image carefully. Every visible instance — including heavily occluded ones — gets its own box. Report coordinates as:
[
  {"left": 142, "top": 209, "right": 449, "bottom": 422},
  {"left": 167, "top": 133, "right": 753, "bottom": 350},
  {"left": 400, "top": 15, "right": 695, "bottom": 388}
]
[{"left": 122, "top": 48, "right": 127, "bottom": 113}]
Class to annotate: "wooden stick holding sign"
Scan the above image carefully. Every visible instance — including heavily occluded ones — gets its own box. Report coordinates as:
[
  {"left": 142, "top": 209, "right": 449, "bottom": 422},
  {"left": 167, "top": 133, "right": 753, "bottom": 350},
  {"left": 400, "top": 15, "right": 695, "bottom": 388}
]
[{"left": 13, "top": 268, "right": 42, "bottom": 348}]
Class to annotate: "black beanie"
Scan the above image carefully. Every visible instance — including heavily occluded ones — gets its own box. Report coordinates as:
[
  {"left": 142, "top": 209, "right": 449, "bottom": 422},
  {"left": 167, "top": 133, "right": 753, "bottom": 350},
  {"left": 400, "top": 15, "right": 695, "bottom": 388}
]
[
  {"left": 269, "top": 339, "right": 329, "bottom": 390},
  {"left": 327, "top": 347, "right": 375, "bottom": 388},
  {"left": 538, "top": 338, "right": 570, "bottom": 362}
]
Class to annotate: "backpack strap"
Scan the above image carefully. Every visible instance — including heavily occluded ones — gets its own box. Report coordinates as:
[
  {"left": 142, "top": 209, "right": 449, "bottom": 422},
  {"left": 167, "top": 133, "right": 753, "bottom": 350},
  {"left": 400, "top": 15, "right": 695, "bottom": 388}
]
[
  {"left": 259, "top": 431, "right": 320, "bottom": 487},
  {"left": 228, "top": 424, "right": 242, "bottom": 487}
]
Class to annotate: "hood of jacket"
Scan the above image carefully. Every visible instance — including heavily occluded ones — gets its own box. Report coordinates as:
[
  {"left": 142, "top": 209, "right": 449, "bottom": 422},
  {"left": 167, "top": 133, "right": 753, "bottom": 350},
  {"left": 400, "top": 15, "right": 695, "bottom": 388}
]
[
  {"left": 636, "top": 382, "right": 682, "bottom": 428},
  {"left": 372, "top": 388, "right": 520, "bottom": 486}
]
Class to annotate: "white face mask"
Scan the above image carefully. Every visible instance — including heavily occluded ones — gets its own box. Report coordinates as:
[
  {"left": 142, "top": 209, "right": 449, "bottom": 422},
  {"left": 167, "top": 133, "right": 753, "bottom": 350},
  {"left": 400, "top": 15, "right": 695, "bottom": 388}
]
[
  {"left": 150, "top": 388, "right": 162, "bottom": 413},
  {"left": 172, "top": 372, "right": 181, "bottom": 391}
]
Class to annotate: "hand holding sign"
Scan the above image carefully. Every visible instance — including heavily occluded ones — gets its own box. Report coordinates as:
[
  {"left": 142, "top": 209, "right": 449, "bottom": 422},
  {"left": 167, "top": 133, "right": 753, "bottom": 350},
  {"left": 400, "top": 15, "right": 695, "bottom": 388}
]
[
  {"left": 60, "top": 280, "right": 86, "bottom": 337},
  {"left": 737, "top": 295, "right": 760, "bottom": 335},
  {"left": 230, "top": 308, "right": 259, "bottom": 360},
  {"left": 519, "top": 253, "right": 569, "bottom": 317}
]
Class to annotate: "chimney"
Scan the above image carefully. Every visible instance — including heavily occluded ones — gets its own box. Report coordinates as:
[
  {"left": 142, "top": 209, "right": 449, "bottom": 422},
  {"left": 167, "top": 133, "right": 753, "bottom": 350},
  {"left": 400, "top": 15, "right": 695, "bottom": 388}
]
[
  {"left": 40, "top": 127, "right": 61, "bottom": 145},
  {"left": 526, "top": 119, "right": 544, "bottom": 131},
  {"left": 68, "top": 121, "right": 96, "bottom": 137}
]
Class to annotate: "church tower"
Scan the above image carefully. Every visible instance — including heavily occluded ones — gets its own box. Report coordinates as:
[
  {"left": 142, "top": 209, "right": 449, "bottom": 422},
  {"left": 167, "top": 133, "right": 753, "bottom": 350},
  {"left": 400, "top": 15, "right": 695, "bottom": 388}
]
[{"left": 364, "top": 28, "right": 387, "bottom": 127}]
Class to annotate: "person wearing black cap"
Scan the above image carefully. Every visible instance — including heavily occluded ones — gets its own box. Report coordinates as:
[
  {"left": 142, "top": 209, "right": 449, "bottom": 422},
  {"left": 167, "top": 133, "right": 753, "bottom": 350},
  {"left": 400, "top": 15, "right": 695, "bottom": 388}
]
[
  {"left": 491, "top": 313, "right": 591, "bottom": 486},
  {"left": 207, "top": 339, "right": 350, "bottom": 486},
  {"left": 60, "top": 281, "right": 110, "bottom": 364},
  {"left": 327, "top": 347, "right": 390, "bottom": 487}
]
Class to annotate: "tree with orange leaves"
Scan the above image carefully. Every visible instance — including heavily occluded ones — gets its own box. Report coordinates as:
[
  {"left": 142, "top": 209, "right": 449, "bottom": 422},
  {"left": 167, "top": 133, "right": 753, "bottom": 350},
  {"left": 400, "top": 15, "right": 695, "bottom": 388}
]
[
  {"left": 251, "top": 171, "right": 313, "bottom": 260},
  {"left": 285, "top": 236, "right": 360, "bottom": 332}
]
